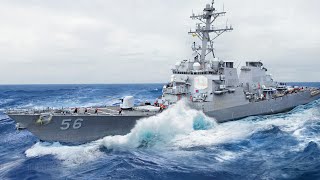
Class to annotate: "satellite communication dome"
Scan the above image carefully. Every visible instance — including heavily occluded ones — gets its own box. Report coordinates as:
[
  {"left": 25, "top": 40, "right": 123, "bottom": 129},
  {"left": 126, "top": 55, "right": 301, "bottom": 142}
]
[
  {"left": 175, "top": 62, "right": 181, "bottom": 69},
  {"left": 193, "top": 62, "right": 201, "bottom": 70}
]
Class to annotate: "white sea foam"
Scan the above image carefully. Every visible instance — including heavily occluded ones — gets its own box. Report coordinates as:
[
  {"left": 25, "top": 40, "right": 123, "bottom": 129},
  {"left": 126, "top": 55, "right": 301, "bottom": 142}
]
[
  {"left": 102, "top": 100, "right": 216, "bottom": 149},
  {"left": 173, "top": 105, "right": 320, "bottom": 149},
  {"left": 25, "top": 142, "right": 103, "bottom": 166},
  {"left": 215, "top": 150, "right": 240, "bottom": 162},
  {"left": 0, "top": 98, "right": 14, "bottom": 106},
  {"left": 0, "top": 159, "right": 24, "bottom": 175}
]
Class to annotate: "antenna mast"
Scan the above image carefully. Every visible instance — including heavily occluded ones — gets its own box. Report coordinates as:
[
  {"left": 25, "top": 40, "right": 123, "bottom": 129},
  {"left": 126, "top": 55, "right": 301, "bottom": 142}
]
[{"left": 189, "top": 0, "right": 233, "bottom": 66}]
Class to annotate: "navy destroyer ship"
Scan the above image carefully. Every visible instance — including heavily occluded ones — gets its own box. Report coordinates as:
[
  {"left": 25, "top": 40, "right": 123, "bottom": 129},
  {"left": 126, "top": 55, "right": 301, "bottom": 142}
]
[{"left": 6, "top": 0, "right": 320, "bottom": 143}]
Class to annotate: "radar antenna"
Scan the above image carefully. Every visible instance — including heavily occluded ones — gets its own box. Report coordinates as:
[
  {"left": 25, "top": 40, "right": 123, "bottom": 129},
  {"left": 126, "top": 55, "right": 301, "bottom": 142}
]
[{"left": 188, "top": 0, "right": 233, "bottom": 66}]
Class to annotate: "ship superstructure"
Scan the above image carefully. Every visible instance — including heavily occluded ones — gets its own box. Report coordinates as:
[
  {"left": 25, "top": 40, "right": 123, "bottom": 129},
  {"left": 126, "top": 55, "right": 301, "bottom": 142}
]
[
  {"left": 162, "top": 0, "right": 235, "bottom": 105},
  {"left": 160, "top": 0, "right": 278, "bottom": 111}
]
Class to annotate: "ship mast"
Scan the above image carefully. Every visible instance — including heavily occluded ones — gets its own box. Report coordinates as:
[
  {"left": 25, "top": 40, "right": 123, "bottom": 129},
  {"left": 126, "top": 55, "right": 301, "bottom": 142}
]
[{"left": 189, "top": 0, "right": 233, "bottom": 67}]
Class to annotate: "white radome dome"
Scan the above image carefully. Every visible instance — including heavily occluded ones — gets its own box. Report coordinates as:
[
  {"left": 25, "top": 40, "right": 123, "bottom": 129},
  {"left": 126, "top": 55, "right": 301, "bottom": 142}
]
[
  {"left": 175, "top": 62, "right": 181, "bottom": 69},
  {"left": 193, "top": 62, "right": 201, "bottom": 70}
]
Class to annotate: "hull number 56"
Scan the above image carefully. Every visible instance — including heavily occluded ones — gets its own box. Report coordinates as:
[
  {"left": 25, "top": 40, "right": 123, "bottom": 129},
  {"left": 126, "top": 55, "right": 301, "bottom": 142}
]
[{"left": 60, "top": 119, "right": 83, "bottom": 130}]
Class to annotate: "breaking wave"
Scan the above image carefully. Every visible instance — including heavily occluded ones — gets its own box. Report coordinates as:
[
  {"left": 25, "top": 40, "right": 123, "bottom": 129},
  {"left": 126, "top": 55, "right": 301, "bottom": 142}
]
[
  {"left": 25, "top": 142, "right": 103, "bottom": 166},
  {"left": 102, "top": 100, "right": 216, "bottom": 149}
]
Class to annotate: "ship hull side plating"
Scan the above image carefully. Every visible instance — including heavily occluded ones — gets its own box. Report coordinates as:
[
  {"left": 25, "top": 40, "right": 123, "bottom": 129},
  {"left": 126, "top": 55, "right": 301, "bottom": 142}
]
[
  {"left": 207, "top": 91, "right": 320, "bottom": 122},
  {"left": 8, "top": 91, "right": 320, "bottom": 144},
  {"left": 8, "top": 114, "right": 144, "bottom": 144}
]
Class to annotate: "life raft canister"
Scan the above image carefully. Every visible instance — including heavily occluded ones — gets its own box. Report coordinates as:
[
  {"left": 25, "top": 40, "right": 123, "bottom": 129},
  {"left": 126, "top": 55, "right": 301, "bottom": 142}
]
[{"left": 160, "top": 104, "right": 166, "bottom": 109}]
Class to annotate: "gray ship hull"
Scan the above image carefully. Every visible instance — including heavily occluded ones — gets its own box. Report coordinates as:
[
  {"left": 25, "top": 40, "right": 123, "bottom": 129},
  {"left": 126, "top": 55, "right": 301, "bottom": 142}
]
[
  {"left": 7, "top": 90, "right": 320, "bottom": 144},
  {"left": 8, "top": 114, "right": 144, "bottom": 144},
  {"left": 207, "top": 90, "right": 320, "bottom": 122}
]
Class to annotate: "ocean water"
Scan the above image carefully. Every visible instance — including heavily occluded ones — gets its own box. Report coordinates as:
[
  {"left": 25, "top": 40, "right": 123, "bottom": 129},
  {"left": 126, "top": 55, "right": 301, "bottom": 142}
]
[{"left": 1, "top": 83, "right": 320, "bottom": 180}]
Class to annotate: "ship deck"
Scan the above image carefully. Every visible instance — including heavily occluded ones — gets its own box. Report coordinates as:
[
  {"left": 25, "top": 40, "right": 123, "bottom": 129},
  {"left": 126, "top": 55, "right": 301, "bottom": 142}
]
[{"left": 5, "top": 105, "right": 160, "bottom": 117}]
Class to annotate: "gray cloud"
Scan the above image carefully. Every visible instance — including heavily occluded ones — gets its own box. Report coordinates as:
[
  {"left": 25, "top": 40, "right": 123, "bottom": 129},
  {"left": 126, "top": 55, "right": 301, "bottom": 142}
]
[{"left": 0, "top": 0, "right": 319, "bottom": 84}]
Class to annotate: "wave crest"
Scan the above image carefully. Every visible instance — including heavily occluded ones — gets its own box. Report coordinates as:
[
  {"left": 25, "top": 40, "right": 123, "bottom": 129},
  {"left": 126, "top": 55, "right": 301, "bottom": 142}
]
[{"left": 102, "top": 100, "right": 216, "bottom": 149}]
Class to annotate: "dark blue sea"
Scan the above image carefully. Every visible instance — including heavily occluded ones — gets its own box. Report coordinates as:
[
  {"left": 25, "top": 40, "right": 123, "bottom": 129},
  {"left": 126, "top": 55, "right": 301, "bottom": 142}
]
[{"left": 1, "top": 83, "right": 320, "bottom": 180}]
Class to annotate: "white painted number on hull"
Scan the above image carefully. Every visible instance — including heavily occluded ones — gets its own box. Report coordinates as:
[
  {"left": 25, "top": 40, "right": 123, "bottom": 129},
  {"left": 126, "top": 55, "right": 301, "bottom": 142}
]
[{"left": 60, "top": 119, "right": 83, "bottom": 130}]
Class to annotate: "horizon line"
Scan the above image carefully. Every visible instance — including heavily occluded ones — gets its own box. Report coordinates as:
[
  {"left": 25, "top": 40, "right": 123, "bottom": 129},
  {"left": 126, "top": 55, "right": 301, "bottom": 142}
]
[{"left": 0, "top": 82, "right": 319, "bottom": 86}]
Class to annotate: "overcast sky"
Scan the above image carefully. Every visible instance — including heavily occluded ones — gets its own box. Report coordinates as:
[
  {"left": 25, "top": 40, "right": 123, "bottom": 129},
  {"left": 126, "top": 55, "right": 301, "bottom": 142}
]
[{"left": 0, "top": 0, "right": 319, "bottom": 84}]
